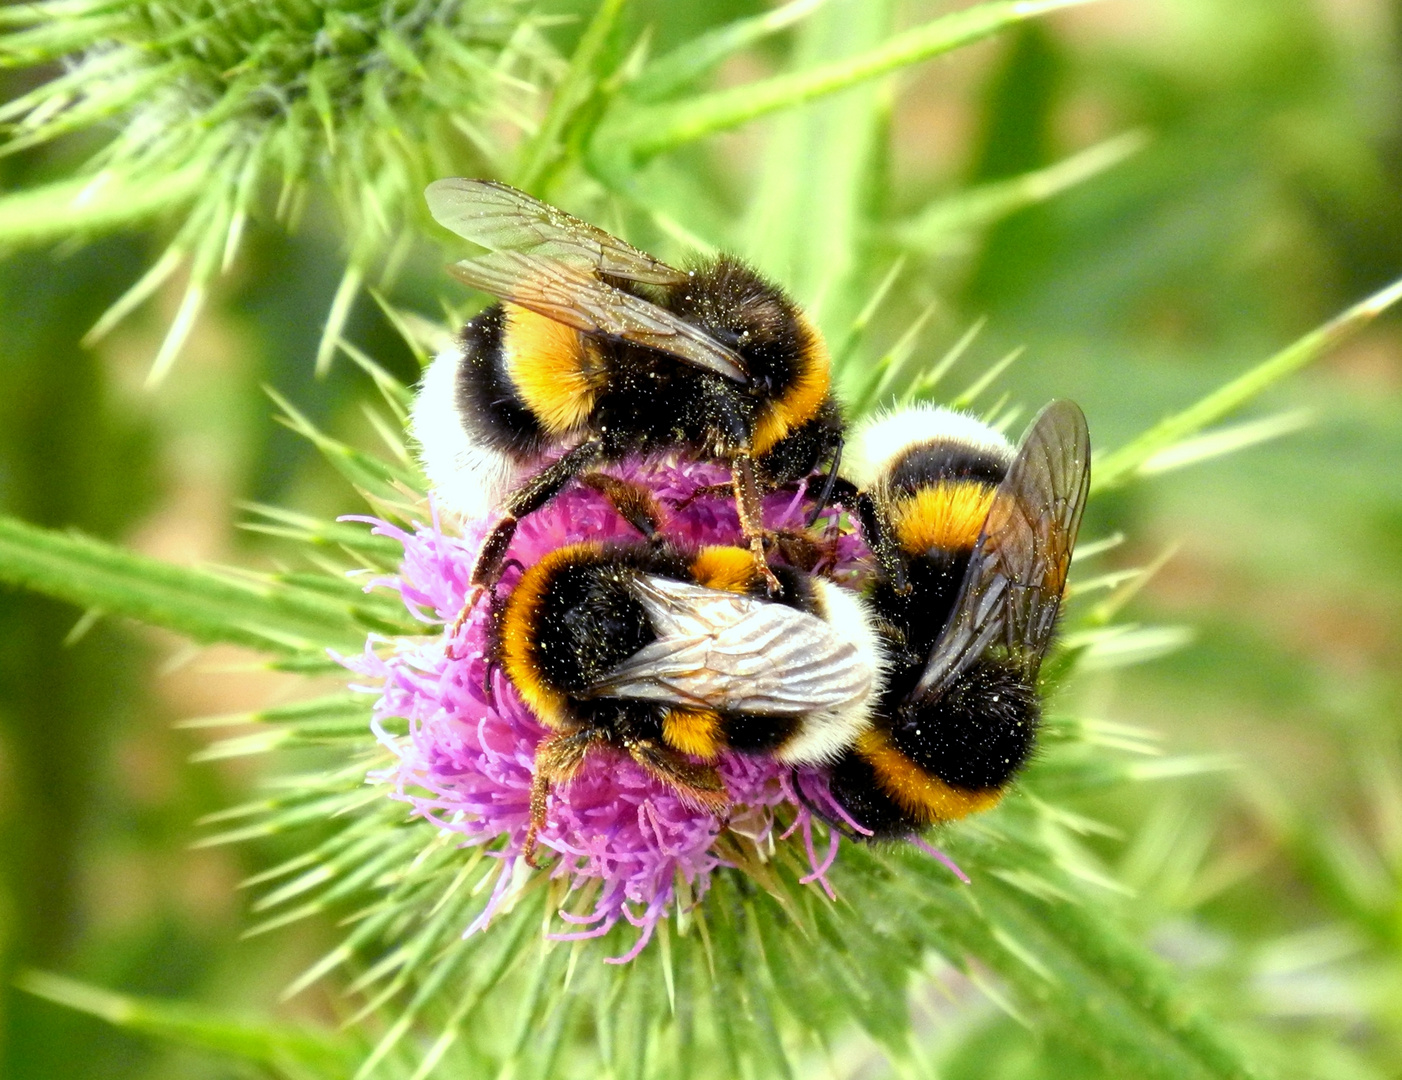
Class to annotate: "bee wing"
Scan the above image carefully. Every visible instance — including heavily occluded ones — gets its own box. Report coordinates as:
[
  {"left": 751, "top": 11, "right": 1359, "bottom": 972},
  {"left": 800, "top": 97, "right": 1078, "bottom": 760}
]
[
  {"left": 427, "top": 179, "right": 746, "bottom": 382},
  {"left": 446, "top": 251, "right": 747, "bottom": 382},
  {"left": 908, "top": 400, "right": 1091, "bottom": 705},
  {"left": 590, "top": 576, "right": 873, "bottom": 715},
  {"left": 426, "top": 178, "right": 687, "bottom": 285}
]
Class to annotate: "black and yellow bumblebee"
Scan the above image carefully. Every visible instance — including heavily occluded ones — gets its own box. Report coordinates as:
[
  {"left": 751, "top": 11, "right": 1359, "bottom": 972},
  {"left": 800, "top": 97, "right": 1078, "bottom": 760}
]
[
  {"left": 818, "top": 400, "right": 1091, "bottom": 837},
  {"left": 412, "top": 179, "right": 844, "bottom": 600},
  {"left": 495, "top": 533, "right": 884, "bottom": 864}
]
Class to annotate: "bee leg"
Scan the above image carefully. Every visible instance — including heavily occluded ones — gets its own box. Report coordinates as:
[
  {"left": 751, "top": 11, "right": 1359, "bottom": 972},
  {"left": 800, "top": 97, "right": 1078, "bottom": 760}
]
[
  {"left": 671, "top": 481, "right": 735, "bottom": 511},
  {"left": 523, "top": 728, "right": 606, "bottom": 868},
  {"left": 856, "top": 491, "right": 909, "bottom": 594},
  {"left": 731, "top": 453, "right": 782, "bottom": 595},
  {"left": 468, "top": 439, "right": 607, "bottom": 589},
  {"left": 475, "top": 583, "right": 508, "bottom": 701},
  {"left": 578, "top": 472, "right": 665, "bottom": 540},
  {"left": 446, "top": 440, "right": 607, "bottom": 657},
  {"left": 804, "top": 435, "right": 846, "bottom": 527},
  {"left": 443, "top": 590, "right": 489, "bottom": 659},
  {"left": 480, "top": 656, "right": 499, "bottom": 705},
  {"left": 626, "top": 739, "right": 730, "bottom": 815},
  {"left": 523, "top": 771, "right": 550, "bottom": 869},
  {"left": 445, "top": 517, "right": 517, "bottom": 654}
]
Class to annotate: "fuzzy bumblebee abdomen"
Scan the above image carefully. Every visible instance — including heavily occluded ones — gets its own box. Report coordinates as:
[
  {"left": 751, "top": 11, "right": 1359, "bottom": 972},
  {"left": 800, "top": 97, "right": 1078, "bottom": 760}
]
[
  {"left": 501, "top": 304, "right": 603, "bottom": 434},
  {"left": 853, "top": 728, "right": 1004, "bottom": 825}
]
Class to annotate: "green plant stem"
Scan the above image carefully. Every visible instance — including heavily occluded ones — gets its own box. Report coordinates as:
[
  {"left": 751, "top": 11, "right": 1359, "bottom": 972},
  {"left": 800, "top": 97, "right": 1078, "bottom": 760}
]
[
  {"left": 592, "top": 0, "right": 1098, "bottom": 170},
  {"left": 1093, "top": 275, "right": 1402, "bottom": 493}
]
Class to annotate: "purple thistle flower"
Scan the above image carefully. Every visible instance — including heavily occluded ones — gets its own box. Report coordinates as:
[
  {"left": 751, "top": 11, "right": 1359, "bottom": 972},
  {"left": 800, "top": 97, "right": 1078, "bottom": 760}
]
[{"left": 345, "top": 455, "right": 870, "bottom": 961}]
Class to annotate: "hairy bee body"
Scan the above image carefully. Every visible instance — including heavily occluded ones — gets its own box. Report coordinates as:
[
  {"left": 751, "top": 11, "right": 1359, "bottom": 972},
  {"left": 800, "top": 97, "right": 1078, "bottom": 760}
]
[
  {"left": 413, "top": 181, "right": 844, "bottom": 590},
  {"left": 416, "top": 258, "right": 840, "bottom": 507},
  {"left": 823, "top": 402, "right": 1091, "bottom": 838},
  {"left": 494, "top": 536, "right": 881, "bottom": 860}
]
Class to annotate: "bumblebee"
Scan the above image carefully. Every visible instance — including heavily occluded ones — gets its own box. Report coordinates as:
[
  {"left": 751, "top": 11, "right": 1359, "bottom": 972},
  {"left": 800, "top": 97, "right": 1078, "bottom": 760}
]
[
  {"left": 412, "top": 179, "right": 844, "bottom": 600},
  {"left": 495, "top": 537, "right": 883, "bottom": 863},
  {"left": 820, "top": 400, "right": 1091, "bottom": 837}
]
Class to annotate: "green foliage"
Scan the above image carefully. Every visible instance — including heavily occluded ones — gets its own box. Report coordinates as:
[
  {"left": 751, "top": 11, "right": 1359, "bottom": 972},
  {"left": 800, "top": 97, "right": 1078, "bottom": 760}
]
[
  {"left": 6, "top": 250, "right": 1395, "bottom": 1079},
  {"left": 3, "top": 1, "right": 1402, "bottom": 1079},
  {"left": 1092, "top": 277, "right": 1402, "bottom": 493},
  {"left": 590, "top": 0, "right": 1098, "bottom": 178},
  {"left": 0, "top": 0, "right": 555, "bottom": 379},
  {"left": 0, "top": 514, "right": 412, "bottom": 653},
  {"left": 14, "top": 971, "right": 363, "bottom": 1079}
]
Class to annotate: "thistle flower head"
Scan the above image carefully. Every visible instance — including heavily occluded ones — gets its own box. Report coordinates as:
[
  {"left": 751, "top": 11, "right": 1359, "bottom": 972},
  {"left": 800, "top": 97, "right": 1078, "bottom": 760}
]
[
  {"left": 348, "top": 455, "right": 869, "bottom": 960},
  {"left": 0, "top": 0, "right": 553, "bottom": 378}
]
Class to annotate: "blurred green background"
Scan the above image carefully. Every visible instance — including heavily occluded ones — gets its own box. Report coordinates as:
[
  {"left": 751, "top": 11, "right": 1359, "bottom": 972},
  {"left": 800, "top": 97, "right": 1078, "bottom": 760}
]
[{"left": 2, "top": 0, "right": 1401, "bottom": 1076}]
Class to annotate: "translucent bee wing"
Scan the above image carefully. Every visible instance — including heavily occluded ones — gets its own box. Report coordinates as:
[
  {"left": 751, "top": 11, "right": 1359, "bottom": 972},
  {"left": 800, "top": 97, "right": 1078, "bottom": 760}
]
[
  {"left": 908, "top": 400, "right": 1091, "bottom": 705},
  {"left": 589, "top": 576, "right": 873, "bottom": 715},
  {"left": 425, "top": 178, "right": 689, "bottom": 285},
  {"left": 446, "top": 250, "right": 747, "bottom": 383}
]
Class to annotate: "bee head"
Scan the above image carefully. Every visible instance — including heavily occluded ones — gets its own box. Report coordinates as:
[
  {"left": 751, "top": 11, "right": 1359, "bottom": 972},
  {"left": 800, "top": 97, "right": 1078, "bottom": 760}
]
[{"left": 672, "top": 256, "right": 811, "bottom": 395}]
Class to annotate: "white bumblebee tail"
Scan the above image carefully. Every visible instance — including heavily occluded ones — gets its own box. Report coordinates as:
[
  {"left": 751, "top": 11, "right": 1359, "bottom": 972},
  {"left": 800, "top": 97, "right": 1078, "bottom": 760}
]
[{"left": 410, "top": 347, "right": 522, "bottom": 523}]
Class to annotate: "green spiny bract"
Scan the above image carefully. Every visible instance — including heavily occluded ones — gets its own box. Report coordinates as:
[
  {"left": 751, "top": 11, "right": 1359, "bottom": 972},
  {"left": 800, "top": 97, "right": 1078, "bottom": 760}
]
[{"left": 0, "top": 0, "right": 555, "bottom": 377}]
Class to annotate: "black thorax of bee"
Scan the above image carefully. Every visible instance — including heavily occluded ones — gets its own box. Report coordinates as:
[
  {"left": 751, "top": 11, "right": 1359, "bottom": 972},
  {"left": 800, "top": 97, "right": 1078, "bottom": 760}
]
[{"left": 451, "top": 256, "right": 839, "bottom": 480}]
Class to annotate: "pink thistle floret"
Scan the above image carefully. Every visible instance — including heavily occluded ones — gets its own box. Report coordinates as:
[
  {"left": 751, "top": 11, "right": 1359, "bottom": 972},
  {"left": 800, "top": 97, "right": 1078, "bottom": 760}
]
[{"left": 344, "top": 456, "right": 869, "bottom": 960}]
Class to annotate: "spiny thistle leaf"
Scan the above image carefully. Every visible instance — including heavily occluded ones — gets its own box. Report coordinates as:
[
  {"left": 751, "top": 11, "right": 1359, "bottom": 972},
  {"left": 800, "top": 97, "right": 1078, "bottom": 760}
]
[
  {"left": 893, "top": 130, "right": 1150, "bottom": 255},
  {"left": 1093, "top": 275, "right": 1402, "bottom": 493},
  {"left": 0, "top": 0, "right": 557, "bottom": 377},
  {"left": 742, "top": 0, "right": 892, "bottom": 324},
  {"left": 0, "top": 514, "right": 401, "bottom": 651},
  {"left": 0, "top": 165, "right": 207, "bottom": 242},
  {"left": 626, "top": 0, "right": 835, "bottom": 104},
  {"left": 512, "top": 0, "right": 630, "bottom": 194}
]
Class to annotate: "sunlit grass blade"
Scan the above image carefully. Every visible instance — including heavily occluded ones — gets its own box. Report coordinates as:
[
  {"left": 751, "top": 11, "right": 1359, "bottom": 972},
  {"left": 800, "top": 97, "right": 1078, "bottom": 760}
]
[
  {"left": 316, "top": 258, "right": 367, "bottom": 376},
  {"left": 949, "top": 345, "right": 1023, "bottom": 409},
  {"left": 829, "top": 255, "right": 906, "bottom": 378},
  {"left": 743, "top": 0, "right": 894, "bottom": 321},
  {"left": 14, "top": 970, "right": 363, "bottom": 1079},
  {"left": 336, "top": 338, "right": 415, "bottom": 416},
  {"left": 0, "top": 163, "right": 206, "bottom": 244},
  {"left": 513, "top": 0, "right": 628, "bottom": 193},
  {"left": 238, "top": 504, "right": 405, "bottom": 564},
  {"left": 266, "top": 387, "right": 423, "bottom": 510},
  {"left": 627, "top": 0, "right": 833, "bottom": 102},
  {"left": 591, "top": 0, "right": 1100, "bottom": 169},
  {"left": 83, "top": 242, "right": 186, "bottom": 345},
  {"left": 180, "top": 694, "right": 374, "bottom": 761},
  {"left": 894, "top": 130, "right": 1148, "bottom": 252},
  {"left": 898, "top": 316, "right": 986, "bottom": 406},
  {"left": 1093, "top": 275, "right": 1402, "bottom": 493},
  {"left": 368, "top": 288, "right": 435, "bottom": 370},
  {"left": 1138, "top": 409, "right": 1313, "bottom": 476},
  {"left": 1066, "top": 623, "right": 1195, "bottom": 670},
  {"left": 851, "top": 300, "right": 940, "bottom": 411}
]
